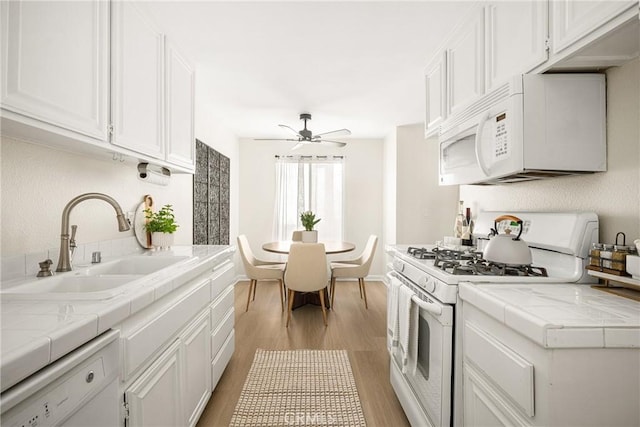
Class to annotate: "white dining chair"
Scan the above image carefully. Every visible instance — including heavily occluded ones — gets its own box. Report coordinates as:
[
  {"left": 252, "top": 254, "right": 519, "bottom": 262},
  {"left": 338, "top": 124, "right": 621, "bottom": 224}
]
[
  {"left": 330, "top": 235, "right": 378, "bottom": 309},
  {"left": 284, "top": 243, "right": 329, "bottom": 327},
  {"left": 237, "top": 235, "right": 286, "bottom": 312}
]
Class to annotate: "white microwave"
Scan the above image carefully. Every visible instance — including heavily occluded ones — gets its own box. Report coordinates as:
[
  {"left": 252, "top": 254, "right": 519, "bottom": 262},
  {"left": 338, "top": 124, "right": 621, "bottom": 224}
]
[{"left": 438, "top": 74, "right": 606, "bottom": 185}]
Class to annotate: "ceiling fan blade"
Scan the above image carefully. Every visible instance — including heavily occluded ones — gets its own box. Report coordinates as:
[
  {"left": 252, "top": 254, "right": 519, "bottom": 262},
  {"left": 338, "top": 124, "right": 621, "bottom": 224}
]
[
  {"left": 278, "top": 124, "right": 302, "bottom": 137},
  {"left": 291, "top": 142, "right": 307, "bottom": 150},
  {"left": 313, "top": 128, "right": 351, "bottom": 138},
  {"left": 318, "top": 139, "right": 347, "bottom": 147},
  {"left": 254, "top": 139, "right": 298, "bottom": 142}
]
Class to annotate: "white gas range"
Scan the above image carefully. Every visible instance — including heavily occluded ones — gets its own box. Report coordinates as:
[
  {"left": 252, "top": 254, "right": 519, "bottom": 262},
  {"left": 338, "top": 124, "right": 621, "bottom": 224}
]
[{"left": 386, "top": 211, "right": 603, "bottom": 427}]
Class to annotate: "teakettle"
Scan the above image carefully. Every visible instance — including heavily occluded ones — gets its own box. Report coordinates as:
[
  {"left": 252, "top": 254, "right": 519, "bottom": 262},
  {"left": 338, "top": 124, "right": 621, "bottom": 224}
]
[{"left": 483, "top": 215, "right": 532, "bottom": 266}]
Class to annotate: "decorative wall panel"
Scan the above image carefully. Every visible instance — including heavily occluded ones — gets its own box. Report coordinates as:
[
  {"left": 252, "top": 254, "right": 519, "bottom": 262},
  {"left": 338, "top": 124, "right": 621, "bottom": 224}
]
[{"left": 193, "top": 139, "right": 230, "bottom": 245}]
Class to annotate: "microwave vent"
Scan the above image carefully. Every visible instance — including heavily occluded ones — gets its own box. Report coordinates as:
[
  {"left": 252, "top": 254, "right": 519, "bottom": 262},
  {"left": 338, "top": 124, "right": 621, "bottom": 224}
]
[
  {"left": 440, "top": 81, "right": 513, "bottom": 135},
  {"left": 480, "top": 170, "right": 594, "bottom": 185}
]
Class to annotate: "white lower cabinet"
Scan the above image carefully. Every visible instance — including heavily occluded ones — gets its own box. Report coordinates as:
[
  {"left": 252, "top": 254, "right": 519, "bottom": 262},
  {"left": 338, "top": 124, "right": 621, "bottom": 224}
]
[
  {"left": 463, "top": 363, "right": 531, "bottom": 427},
  {"left": 182, "top": 311, "right": 212, "bottom": 427},
  {"left": 210, "top": 285, "right": 235, "bottom": 390},
  {"left": 124, "top": 308, "right": 211, "bottom": 427},
  {"left": 461, "top": 299, "right": 640, "bottom": 427},
  {"left": 120, "top": 256, "right": 235, "bottom": 427},
  {"left": 126, "top": 340, "right": 183, "bottom": 427}
]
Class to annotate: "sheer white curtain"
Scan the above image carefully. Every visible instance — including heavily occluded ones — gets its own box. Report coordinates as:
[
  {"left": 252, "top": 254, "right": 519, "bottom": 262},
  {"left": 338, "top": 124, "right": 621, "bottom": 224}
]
[{"left": 273, "top": 155, "right": 344, "bottom": 242}]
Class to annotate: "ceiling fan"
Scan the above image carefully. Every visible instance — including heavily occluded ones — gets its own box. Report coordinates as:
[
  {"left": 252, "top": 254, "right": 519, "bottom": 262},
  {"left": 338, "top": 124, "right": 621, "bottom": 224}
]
[{"left": 255, "top": 113, "right": 351, "bottom": 149}]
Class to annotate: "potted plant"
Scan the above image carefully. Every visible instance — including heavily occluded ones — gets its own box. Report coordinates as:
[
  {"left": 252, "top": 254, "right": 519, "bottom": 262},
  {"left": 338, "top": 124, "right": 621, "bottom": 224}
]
[
  {"left": 300, "top": 211, "right": 321, "bottom": 243},
  {"left": 144, "top": 204, "right": 179, "bottom": 249}
]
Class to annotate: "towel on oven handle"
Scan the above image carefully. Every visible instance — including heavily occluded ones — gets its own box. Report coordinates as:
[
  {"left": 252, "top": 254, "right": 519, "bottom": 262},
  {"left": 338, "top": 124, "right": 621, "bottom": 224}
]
[
  {"left": 398, "top": 284, "right": 419, "bottom": 375},
  {"left": 387, "top": 274, "right": 402, "bottom": 352}
]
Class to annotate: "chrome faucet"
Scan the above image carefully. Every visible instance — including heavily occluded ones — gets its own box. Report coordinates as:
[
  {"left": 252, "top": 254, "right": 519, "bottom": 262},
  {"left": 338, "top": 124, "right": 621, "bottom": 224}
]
[{"left": 56, "top": 193, "right": 131, "bottom": 272}]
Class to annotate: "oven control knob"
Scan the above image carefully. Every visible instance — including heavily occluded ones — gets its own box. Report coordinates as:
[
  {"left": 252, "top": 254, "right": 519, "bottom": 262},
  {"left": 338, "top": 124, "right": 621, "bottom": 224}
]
[{"left": 421, "top": 277, "right": 436, "bottom": 293}]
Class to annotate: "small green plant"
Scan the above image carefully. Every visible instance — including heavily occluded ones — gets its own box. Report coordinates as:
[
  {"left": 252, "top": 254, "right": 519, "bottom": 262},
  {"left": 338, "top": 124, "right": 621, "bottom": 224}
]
[
  {"left": 300, "top": 211, "right": 321, "bottom": 231},
  {"left": 144, "top": 204, "right": 179, "bottom": 233}
]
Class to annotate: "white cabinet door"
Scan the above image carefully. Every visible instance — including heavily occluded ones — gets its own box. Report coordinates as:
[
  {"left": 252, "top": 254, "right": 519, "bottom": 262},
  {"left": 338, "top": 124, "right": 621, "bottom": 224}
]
[
  {"left": 0, "top": 0, "right": 109, "bottom": 140},
  {"left": 424, "top": 51, "right": 447, "bottom": 137},
  {"left": 111, "top": 1, "right": 164, "bottom": 159},
  {"left": 463, "top": 363, "right": 531, "bottom": 427},
  {"left": 126, "top": 340, "right": 183, "bottom": 427},
  {"left": 182, "top": 312, "right": 212, "bottom": 427},
  {"left": 485, "top": 1, "right": 548, "bottom": 92},
  {"left": 551, "top": 0, "right": 637, "bottom": 55},
  {"left": 447, "top": 8, "right": 485, "bottom": 116},
  {"left": 165, "top": 41, "right": 195, "bottom": 170}
]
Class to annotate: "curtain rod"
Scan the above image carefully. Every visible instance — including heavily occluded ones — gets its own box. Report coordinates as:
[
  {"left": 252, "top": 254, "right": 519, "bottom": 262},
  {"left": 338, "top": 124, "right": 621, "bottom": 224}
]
[{"left": 274, "top": 155, "right": 344, "bottom": 159}]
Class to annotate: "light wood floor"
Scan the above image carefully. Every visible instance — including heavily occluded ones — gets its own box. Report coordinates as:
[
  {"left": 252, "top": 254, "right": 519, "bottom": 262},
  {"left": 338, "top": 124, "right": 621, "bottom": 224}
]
[{"left": 196, "top": 279, "right": 410, "bottom": 427}]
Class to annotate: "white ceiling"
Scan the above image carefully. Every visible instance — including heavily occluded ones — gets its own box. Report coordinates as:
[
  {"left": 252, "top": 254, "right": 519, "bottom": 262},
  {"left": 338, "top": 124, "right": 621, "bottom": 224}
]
[{"left": 140, "top": 1, "right": 472, "bottom": 140}]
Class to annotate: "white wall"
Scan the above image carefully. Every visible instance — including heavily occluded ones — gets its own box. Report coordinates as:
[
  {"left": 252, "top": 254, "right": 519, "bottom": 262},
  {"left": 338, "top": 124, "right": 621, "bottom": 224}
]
[
  {"left": 383, "top": 131, "right": 397, "bottom": 246},
  {"left": 396, "top": 124, "right": 459, "bottom": 244},
  {"left": 0, "top": 137, "right": 194, "bottom": 257},
  {"left": 0, "top": 88, "right": 240, "bottom": 261},
  {"left": 238, "top": 138, "right": 385, "bottom": 276},
  {"left": 460, "top": 59, "right": 640, "bottom": 242},
  {"left": 194, "top": 93, "right": 240, "bottom": 249}
]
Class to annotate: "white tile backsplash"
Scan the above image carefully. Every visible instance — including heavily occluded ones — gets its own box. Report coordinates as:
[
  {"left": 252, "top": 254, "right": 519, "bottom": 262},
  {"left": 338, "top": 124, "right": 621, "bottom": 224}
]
[{"left": 1, "top": 254, "right": 26, "bottom": 282}]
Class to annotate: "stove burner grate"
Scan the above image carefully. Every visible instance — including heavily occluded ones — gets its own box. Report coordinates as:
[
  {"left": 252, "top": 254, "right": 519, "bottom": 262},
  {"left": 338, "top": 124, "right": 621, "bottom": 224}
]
[
  {"left": 463, "top": 259, "right": 548, "bottom": 277},
  {"left": 406, "top": 245, "right": 548, "bottom": 277},
  {"left": 407, "top": 246, "right": 436, "bottom": 259}
]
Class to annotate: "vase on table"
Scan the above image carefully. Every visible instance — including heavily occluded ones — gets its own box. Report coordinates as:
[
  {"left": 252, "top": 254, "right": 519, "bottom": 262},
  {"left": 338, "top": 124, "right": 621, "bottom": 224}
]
[{"left": 301, "top": 230, "right": 318, "bottom": 243}]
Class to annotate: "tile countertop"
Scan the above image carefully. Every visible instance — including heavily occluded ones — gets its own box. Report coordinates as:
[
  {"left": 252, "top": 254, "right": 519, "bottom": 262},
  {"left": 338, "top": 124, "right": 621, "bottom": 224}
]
[
  {"left": 459, "top": 282, "right": 640, "bottom": 348},
  {"left": 0, "top": 245, "right": 235, "bottom": 393}
]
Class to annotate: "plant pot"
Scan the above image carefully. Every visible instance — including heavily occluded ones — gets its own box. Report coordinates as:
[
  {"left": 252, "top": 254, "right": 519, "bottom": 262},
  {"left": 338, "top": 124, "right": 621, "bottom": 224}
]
[
  {"left": 301, "top": 230, "right": 318, "bottom": 243},
  {"left": 152, "top": 232, "right": 174, "bottom": 250}
]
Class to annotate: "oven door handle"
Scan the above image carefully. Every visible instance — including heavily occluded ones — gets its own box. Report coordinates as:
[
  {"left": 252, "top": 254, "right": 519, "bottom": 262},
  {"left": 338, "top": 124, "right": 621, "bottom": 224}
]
[{"left": 411, "top": 295, "right": 442, "bottom": 316}]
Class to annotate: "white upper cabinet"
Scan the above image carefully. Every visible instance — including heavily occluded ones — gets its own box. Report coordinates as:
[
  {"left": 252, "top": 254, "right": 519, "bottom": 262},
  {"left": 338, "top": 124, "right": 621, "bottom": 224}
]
[
  {"left": 165, "top": 41, "right": 195, "bottom": 169},
  {"left": 1, "top": 0, "right": 196, "bottom": 174},
  {"left": 424, "top": 51, "right": 447, "bottom": 137},
  {"left": 485, "top": 1, "right": 549, "bottom": 92},
  {"left": 447, "top": 8, "right": 485, "bottom": 116},
  {"left": 550, "top": 0, "right": 636, "bottom": 55},
  {"left": 0, "top": 0, "right": 109, "bottom": 141},
  {"left": 424, "top": 0, "right": 637, "bottom": 136},
  {"left": 111, "top": 1, "right": 165, "bottom": 159},
  {"left": 546, "top": 0, "right": 639, "bottom": 69},
  {"left": 424, "top": 6, "right": 484, "bottom": 137}
]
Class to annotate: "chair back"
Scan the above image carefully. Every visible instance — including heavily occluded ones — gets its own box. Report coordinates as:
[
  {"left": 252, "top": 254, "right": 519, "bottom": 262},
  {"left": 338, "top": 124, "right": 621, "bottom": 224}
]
[
  {"left": 285, "top": 243, "right": 328, "bottom": 292},
  {"left": 237, "top": 235, "right": 259, "bottom": 275},
  {"left": 291, "top": 230, "right": 303, "bottom": 241},
  {"left": 359, "top": 235, "right": 378, "bottom": 274}
]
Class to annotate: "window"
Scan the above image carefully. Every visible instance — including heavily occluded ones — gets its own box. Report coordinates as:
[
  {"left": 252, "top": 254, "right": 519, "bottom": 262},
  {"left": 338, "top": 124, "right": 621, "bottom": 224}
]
[{"left": 273, "top": 155, "right": 344, "bottom": 241}]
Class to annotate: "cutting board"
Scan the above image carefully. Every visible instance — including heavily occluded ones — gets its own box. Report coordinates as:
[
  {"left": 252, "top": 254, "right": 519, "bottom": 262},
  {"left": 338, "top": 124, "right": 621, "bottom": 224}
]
[{"left": 134, "top": 195, "right": 154, "bottom": 249}]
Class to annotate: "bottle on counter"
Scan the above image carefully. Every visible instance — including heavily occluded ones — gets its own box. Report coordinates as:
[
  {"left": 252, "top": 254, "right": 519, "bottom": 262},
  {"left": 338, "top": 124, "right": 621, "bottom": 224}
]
[
  {"left": 454, "top": 201, "right": 467, "bottom": 239},
  {"left": 461, "top": 207, "right": 473, "bottom": 246}
]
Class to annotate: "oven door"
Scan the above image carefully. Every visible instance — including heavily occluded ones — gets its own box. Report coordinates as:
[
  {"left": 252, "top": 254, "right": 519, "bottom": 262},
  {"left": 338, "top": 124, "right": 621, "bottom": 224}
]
[{"left": 388, "top": 272, "right": 454, "bottom": 427}]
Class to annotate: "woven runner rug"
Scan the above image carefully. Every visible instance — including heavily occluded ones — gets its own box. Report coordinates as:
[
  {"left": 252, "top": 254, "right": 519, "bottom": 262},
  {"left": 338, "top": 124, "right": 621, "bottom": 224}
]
[{"left": 229, "top": 349, "right": 367, "bottom": 426}]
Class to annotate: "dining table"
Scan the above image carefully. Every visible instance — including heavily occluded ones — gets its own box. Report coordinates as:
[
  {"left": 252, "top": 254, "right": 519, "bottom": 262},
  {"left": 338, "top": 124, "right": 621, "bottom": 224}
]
[
  {"left": 262, "top": 240, "right": 356, "bottom": 310},
  {"left": 262, "top": 240, "right": 356, "bottom": 255}
]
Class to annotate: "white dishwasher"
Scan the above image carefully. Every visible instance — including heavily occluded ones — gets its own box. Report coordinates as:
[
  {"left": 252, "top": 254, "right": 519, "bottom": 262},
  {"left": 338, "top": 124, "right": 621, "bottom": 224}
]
[{"left": 1, "top": 330, "right": 120, "bottom": 427}]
